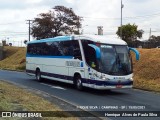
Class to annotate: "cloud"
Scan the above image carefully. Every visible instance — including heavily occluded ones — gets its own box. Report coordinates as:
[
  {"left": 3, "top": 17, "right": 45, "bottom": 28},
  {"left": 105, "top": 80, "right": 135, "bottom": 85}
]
[
  {"left": 0, "top": 0, "right": 27, "bottom": 10},
  {"left": 0, "top": 0, "right": 160, "bottom": 41},
  {"left": 65, "top": 0, "right": 74, "bottom": 4},
  {"left": 0, "top": 0, "right": 69, "bottom": 10}
]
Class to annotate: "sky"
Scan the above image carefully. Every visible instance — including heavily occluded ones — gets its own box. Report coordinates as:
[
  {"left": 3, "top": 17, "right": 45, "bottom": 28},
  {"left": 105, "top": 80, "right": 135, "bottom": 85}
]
[{"left": 0, "top": 0, "right": 160, "bottom": 45}]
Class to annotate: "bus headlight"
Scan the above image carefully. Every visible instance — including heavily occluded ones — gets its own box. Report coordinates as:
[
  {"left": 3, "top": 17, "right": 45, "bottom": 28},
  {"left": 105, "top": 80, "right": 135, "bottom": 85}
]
[
  {"left": 128, "top": 78, "right": 133, "bottom": 81},
  {"left": 101, "top": 76, "right": 110, "bottom": 81}
]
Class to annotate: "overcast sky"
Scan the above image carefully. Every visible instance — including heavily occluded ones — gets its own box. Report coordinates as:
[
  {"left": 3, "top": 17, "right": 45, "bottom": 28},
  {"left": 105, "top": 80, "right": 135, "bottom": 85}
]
[{"left": 0, "top": 0, "right": 160, "bottom": 44}]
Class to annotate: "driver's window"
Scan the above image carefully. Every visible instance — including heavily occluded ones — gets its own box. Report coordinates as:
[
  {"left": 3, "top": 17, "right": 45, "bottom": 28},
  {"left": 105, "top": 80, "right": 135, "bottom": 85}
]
[{"left": 81, "top": 40, "right": 97, "bottom": 69}]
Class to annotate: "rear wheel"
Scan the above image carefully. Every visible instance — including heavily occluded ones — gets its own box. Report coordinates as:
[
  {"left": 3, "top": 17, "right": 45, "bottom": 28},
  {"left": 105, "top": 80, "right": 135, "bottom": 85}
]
[
  {"left": 75, "top": 75, "right": 83, "bottom": 90},
  {"left": 36, "top": 69, "right": 42, "bottom": 82}
]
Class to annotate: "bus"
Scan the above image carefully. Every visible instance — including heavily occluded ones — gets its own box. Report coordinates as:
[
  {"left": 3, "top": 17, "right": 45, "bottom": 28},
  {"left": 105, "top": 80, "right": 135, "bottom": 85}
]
[{"left": 26, "top": 35, "right": 139, "bottom": 90}]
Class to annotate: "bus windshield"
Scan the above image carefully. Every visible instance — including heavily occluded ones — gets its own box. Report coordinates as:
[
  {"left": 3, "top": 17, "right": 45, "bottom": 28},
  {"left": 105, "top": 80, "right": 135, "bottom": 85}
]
[{"left": 99, "top": 44, "right": 132, "bottom": 75}]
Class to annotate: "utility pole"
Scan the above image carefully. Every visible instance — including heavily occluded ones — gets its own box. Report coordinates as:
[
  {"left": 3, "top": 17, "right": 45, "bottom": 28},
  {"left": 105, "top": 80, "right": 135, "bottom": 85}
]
[
  {"left": 78, "top": 16, "right": 82, "bottom": 35},
  {"left": 26, "top": 20, "right": 33, "bottom": 41},
  {"left": 149, "top": 28, "right": 151, "bottom": 39},
  {"left": 81, "top": 25, "right": 88, "bottom": 34},
  {"left": 121, "top": 0, "right": 124, "bottom": 39}
]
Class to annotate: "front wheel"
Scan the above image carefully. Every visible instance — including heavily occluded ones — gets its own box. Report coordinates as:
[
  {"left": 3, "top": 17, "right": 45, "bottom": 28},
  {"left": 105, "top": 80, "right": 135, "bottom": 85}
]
[{"left": 75, "top": 75, "right": 83, "bottom": 90}]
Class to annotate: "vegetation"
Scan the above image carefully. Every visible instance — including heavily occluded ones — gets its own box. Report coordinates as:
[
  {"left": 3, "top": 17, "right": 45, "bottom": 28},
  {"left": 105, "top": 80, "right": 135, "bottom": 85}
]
[
  {"left": 132, "top": 48, "right": 160, "bottom": 92},
  {"left": 0, "top": 81, "right": 59, "bottom": 111},
  {"left": 31, "top": 6, "right": 82, "bottom": 40},
  {"left": 116, "top": 23, "right": 144, "bottom": 44},
  {"left": 149, "top": 35, "right": 160, "bottom": 42},
  {"left": 0, "top": 46, "right": 26, "bottom": 71},
  {"left": 0, "top": 81, "right": 77, "bottom": 119}
]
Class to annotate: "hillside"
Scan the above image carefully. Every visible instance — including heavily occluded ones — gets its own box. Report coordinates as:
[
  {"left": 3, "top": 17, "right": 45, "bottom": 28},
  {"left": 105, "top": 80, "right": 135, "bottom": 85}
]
[
  {"left": 0, "top": 46, "right": 160, "bottom": 92},
  {"left": 132, "top": 48, "right": 160, "bottom": 92},
  {"left": 0, "top": 46, "right": 26, "bottom": 70}
]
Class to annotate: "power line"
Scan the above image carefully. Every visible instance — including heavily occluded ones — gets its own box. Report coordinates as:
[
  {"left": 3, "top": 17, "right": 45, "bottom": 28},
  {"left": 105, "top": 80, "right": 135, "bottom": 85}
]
[
  {"left": 1, "top": 33, "right": 27, "bottom": 35},
  {"left": 0, "top": 31, "right": 27, "bottom": 33},
  {"left": 0, "top": 12, "right": 160, "bottom": 27},
  {"left": 0, "top": 11, "right": 160, "bottom": 26},
  {"left": 0, "top": 21, "right": 24, "bottom": 25},
  {"left": 83, "top": 12, "right": 160, "bottom": 20}
]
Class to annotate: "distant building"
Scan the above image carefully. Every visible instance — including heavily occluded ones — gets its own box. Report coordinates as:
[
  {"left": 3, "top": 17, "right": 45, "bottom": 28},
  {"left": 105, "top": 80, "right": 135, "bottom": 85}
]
[{"left": 97, "top": 26, "right": 103, "bottom": 35}]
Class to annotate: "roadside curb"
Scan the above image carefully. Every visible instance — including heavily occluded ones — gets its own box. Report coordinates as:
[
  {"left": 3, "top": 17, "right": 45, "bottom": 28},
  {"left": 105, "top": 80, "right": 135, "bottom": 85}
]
[{"left": 0, "top": 69, "right": 25, "bottom": 73}]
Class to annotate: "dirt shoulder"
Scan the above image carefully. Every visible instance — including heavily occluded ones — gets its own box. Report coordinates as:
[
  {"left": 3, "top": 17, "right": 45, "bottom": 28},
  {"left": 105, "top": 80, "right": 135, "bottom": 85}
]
[{"left": 0, "top": 80, "right": 100, "bottom": 120}]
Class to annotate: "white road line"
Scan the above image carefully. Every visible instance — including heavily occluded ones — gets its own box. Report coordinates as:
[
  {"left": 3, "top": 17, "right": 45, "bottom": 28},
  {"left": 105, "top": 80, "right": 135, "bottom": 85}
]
[
  {"left": 51, "top": 86, "right": 66, "bottom": 90},
  {"left": 40, "top": 83, "right": 66, "bottom": 90},
  {"left": 40, "top": 83, "right": 53, "bottom": 87}
]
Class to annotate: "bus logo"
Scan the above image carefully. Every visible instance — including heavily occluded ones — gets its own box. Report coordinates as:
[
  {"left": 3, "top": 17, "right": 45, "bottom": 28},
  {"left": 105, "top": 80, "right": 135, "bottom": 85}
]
[{"left": 66, "top": 61, "right": 81, "bottom": 67}]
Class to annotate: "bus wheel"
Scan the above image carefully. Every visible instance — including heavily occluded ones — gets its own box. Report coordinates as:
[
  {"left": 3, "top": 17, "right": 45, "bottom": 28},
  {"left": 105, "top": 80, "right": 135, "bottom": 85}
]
[
  {"left": 36, "top": 69, "right": 42, "bottom": 82},
  {"left": 75, "top": 75, "right": 83, "bottom": 90}
]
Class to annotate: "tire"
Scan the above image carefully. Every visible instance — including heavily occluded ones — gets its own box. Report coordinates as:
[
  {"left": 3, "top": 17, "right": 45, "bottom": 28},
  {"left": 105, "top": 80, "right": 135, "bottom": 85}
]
[
  {"left": 36, "top": 69, "right": 42, "bottom": 82},
  {"left": 75, "top": 75, "right": 83, "bottom": 90}
]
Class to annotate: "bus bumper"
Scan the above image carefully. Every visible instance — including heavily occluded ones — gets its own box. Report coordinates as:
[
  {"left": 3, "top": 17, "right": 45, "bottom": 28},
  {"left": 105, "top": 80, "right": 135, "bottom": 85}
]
[
  {"left": 94, "top": 85, "right": 133, "bottom": 90},
  {"left": 83, "top": 83, "right": 133, "bottom": 90},
  {"left": 82, "top": 79, "right": 133, "bottom": 90}
]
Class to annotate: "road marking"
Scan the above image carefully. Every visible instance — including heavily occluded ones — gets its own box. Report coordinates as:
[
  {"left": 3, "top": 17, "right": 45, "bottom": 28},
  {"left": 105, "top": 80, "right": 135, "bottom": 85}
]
[
  {"left": 40, "top": 83, "right": 66, "bottom": 90},
  {"left": 51, "top": 86, "right": 66, "bottom": 90}
]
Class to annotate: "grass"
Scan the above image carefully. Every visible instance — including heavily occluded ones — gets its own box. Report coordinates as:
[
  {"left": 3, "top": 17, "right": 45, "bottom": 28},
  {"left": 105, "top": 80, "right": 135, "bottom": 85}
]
[
  {"left": 0, "top": 80, "right": 78, "bottom": 120},
  {"left": 133, "top": 77, "right": 160, "bottom": 92},
  {"left": 132, "top": 48, "right": 160, "bottom": 92},
  {"left": 0, "top": 46, "right": 26, "bottom": 71}
]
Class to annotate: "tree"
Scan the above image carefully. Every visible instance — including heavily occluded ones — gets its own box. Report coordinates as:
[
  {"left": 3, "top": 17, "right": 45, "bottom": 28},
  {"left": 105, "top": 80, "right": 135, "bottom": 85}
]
[
  {"left": 147, "top": 35, "right": 160, "bottom": 48},
  {"left": 116, "top": 23, "right": 144, "bottom": 44},
  {"left": 149, "top": 35, "right": 160, "bottom": 42},
  {"left": 9, "top": 43, "right": 12, "bottom": 46},
  {"left": 31, "top": 6, "right": 82, "bottom": 40}
]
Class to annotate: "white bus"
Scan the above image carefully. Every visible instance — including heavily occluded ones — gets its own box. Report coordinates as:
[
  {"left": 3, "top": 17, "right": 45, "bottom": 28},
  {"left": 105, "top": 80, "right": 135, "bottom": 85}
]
[{"left": 26, "top": 35, "right": 139, "bottom": 90}]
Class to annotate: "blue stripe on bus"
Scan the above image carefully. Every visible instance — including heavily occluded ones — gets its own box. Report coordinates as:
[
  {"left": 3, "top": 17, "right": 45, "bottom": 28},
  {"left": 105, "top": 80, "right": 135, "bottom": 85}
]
[
  {"left": 27, "top": 36, "right": 73, "bottom": 44},
  {"left": 26, "top": 54, "right": 73, "bottom": 59},
  {"left": 26, "top": 69, "right": 133, "bottom": 86}
]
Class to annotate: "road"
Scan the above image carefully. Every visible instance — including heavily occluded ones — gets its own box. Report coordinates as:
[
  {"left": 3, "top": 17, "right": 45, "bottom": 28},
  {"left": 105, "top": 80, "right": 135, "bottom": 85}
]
[{"left": 0, "top": 70, "right": 160, "bottom": 120}]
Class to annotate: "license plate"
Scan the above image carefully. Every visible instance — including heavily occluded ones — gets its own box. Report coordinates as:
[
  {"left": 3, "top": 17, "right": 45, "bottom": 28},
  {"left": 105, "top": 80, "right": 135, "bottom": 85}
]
[{"left": 116, "top": 85, "right": 122, "bottom": 88}]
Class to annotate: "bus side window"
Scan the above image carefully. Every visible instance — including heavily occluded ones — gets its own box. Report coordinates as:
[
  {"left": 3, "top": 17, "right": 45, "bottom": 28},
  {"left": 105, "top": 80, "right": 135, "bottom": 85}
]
[
  {"left": 27, "top": 44, "right": 31, "bottom": 54},
  {"left": 87, "top": 46, "right": 97, "bottom": 69},
  {"left": 73, "top": 48, "right": 81, "bottom": 60},
  {"left": 73, "top": 41, "right": 82, "bottom": 60}
]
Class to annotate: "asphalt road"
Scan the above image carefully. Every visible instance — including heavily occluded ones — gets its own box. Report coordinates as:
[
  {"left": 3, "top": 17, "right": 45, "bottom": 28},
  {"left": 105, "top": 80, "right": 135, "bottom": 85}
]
[{"left": 0, "top": 70, "right": 160, "bottom": 120}]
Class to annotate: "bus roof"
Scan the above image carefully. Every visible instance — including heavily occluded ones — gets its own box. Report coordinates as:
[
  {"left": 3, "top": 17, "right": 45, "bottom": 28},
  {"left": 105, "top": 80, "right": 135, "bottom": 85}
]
[
  {"left": 28, "top": 35, "right": 127, "bottom": 45},
  {"left": 78, "top": 35, "right": 127, "bottom": 45}
]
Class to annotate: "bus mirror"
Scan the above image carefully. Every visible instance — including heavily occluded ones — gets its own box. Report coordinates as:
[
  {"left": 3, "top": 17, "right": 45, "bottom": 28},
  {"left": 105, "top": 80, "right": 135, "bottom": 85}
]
[
  {"left": 88, "top": 44, "right": 101, "bottom": 59},
  {"left": 129, "top": 47, "right": 140, "bottom": 61}
]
